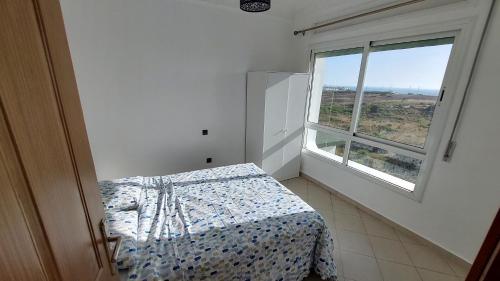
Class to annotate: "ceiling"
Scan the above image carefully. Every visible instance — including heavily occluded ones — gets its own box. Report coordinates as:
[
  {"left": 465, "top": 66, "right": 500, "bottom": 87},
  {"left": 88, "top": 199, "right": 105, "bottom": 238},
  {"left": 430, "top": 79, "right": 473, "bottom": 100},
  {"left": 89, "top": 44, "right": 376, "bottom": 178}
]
[
  {"left": 193, "top": 0, "right": 465, "bottom": 31},
  {"left": 194, "top": 0, "right": 400, "bottom": 21}
]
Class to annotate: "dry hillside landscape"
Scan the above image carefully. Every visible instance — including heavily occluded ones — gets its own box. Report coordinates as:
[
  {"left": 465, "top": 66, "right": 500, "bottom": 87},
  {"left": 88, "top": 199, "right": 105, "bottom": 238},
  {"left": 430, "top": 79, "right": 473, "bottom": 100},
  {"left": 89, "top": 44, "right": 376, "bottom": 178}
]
[{"left": 316, "top": 88, "right": 436, "bottom": 183}]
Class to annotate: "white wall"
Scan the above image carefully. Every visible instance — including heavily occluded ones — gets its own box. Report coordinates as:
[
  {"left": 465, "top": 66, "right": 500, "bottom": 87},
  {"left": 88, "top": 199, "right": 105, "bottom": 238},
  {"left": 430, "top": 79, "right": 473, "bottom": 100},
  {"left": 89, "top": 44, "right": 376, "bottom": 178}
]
[
  {"left": 300, "top": 1, "right": 500, "bottom": 262},
  {"left": 60, "top": 0, "right": 499, "bottom": 263},
  {"left": 60, "top": 0, "right": 297, "bottom": 180}
]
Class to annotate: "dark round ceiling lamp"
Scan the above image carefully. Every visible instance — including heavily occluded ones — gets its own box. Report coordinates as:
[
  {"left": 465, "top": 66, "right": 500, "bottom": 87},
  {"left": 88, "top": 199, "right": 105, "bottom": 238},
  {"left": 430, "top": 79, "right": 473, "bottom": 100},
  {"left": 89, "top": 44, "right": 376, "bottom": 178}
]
[{"left": 240, "top": 0, "right": 271, "bottom": 13}]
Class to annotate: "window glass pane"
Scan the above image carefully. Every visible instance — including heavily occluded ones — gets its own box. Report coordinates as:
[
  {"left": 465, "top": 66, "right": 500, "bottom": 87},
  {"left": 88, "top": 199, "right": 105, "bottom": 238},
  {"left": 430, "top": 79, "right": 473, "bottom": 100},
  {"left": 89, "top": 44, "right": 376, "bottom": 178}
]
[
  {"left": 309, "top": 48, "right": 363, "bottom": 131},
  {"left": 358, "top": 37, "right": 454, "bottom": 148},
  {"left": 347, "top": 142, "right": 422, "bottom": 191},
  {"left": 305, "top": 129, "right": 345, "bottom": 163}
]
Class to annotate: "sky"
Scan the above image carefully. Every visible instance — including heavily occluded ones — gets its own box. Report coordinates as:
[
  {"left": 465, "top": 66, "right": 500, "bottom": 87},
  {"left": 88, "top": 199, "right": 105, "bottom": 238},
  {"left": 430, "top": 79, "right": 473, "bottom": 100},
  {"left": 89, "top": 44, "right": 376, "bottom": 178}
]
[{"left": 321, "top": 44, "right": 453, "bottom": 93}]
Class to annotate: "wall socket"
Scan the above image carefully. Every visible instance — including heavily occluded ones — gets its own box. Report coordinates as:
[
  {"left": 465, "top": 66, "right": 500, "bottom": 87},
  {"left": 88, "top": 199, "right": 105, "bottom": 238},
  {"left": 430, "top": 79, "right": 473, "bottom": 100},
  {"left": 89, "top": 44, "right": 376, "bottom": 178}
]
[
  {"left": 202, "top": 129, "right": 208, "bottom": 135},
  {"left": 206, "top": 158, "right": 212, "bottom": 164}
]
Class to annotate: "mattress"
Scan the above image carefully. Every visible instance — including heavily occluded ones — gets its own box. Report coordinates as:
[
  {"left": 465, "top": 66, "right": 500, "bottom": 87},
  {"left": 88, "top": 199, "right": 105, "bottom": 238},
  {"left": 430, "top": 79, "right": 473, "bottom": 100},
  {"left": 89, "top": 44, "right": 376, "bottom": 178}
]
[{"left": 99, "top": 163, "right": 337, "bottom": 281}]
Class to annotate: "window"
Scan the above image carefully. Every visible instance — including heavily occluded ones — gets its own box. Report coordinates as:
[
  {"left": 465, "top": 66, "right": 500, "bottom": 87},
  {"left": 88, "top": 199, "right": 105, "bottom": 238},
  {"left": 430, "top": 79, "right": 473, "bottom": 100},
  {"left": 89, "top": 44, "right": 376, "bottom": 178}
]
[
  {"left": 305, "top": 35, "right": 455, "bottom": 193},
  {"left": 308, "top": 48, "right": 363, "bottom": 131},
  {"left": 305, "top": 128, "right": 346, "bottom": 162}
]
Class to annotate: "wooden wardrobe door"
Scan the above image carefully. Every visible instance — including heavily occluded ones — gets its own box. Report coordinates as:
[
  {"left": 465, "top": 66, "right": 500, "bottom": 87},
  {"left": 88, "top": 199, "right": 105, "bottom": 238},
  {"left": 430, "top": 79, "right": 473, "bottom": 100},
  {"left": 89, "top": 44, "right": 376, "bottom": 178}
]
[{"left": 0, "top": 1, "right": 118, "bottom": 281}]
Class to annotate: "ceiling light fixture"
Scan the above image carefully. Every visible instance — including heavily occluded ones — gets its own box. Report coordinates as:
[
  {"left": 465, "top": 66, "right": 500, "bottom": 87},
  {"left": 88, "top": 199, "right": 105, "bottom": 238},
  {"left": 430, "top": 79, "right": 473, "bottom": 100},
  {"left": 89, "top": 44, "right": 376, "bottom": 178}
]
[{"left": 240, "top": 0, "right": 270, "bottom": 13}]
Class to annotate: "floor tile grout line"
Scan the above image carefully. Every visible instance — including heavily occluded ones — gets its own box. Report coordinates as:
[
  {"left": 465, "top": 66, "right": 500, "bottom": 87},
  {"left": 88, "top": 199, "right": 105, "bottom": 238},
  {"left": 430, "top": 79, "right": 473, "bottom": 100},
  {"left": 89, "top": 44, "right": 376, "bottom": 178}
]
[
  {"left": 400, "top": 241, "right": 460, "bottom": 279},
  {"left": 290, "top": 178, "right": 457, "bottom": 281},
  {"left": 359, "top": 214, "right": 401, "bottom": 241},
  {"left": 414, "top": 265, "right": 464, "bottom": 278},
  {"left": 340, "top": 248, "right": 375, "bottom": 258},
  {"left": 289, "top": 178, "right": 348, "bottom": 281},
  {"left": 399, "top": 236, "right": 460, "bottom": 277},
  {"left": 288, "top": 177, "right": 463, "bottom": 281},
  {"left": 443, "top": 254, "right": 467, "bottom": 278},
  {"left": 324, "top": 186, "right": 346, "bottom": 280},
  {"left": 366, "top": 233, "right": 401, "bottom": 242},
  {"left": 285, "top": 179, "right": 338, "bottom": 280},
  {"left": 340, "top": 248, "right": 459, "bottom": 280},
  {"left": 301, "top": 177, "right": 471, "bottom": 272},
  {"left": 340, "top": 247, "right": 422, "bottom": 268},
  {"left": 395, "top": 229, "right": 428, "bottom": 281},
  {"left": 306, "top": 179, "right": 311, "bottom": 203},
  {"left": 375, "top": 257, "right": 415, "bottom": 267},
  {"left": 322, "top": 184, "right": 373, "bottom": 281},
  {"left": 324, "top": 186, "right": 352, "bottom": 281},
  {"left": 356, "top": 205, "right": 387, "bottom": 281}
]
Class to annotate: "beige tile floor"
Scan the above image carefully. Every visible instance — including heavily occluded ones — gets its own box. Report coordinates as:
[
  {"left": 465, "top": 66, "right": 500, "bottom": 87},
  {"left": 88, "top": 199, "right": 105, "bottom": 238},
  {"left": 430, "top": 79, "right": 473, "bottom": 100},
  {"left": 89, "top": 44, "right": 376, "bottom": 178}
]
[{"left": 280, "top": 177, "right": 470, "bottom": 281}]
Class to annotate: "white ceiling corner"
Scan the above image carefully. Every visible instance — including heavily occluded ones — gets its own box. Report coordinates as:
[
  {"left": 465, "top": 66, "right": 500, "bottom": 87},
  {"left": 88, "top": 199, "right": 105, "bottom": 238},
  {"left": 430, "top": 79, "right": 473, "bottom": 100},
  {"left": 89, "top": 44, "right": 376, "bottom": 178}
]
[
  {"left": 191, "top": 0, "right": 398, "bottom": 21},
  {"left": 190, "top": 0, "right": 466, "bottom": 29}
]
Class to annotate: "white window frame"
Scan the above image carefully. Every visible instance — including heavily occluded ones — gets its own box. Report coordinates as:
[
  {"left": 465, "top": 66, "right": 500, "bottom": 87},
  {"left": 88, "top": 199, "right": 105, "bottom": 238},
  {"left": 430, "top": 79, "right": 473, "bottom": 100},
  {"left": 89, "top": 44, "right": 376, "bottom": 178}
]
[{"left": 303, "top": 25, "right": 468, "bottom": 201}]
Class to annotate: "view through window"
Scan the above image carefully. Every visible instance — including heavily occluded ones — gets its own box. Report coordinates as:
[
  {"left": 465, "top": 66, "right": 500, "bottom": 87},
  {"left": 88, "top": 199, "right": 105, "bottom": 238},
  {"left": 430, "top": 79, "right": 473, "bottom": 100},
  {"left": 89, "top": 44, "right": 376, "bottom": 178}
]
[
  {"left": 306, "top": 36, "right": 454, "bottom": 191},
  {"left": 312, "top": 48, "right": 363, "bottom": 131}
]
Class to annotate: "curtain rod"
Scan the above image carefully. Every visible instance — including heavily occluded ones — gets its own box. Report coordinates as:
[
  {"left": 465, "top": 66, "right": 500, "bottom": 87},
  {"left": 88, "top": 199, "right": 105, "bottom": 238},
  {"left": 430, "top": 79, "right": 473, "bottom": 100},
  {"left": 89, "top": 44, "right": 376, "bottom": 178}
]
[{"left": 293, "top": 0, "right": 425, "bottom": 36}]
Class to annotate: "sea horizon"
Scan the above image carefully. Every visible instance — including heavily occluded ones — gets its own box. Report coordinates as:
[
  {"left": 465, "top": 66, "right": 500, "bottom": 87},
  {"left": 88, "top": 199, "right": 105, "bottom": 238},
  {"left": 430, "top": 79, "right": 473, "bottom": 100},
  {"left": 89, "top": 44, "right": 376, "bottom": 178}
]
[{"left": 324, "top": 85, "right": 440, "bottom": 96}]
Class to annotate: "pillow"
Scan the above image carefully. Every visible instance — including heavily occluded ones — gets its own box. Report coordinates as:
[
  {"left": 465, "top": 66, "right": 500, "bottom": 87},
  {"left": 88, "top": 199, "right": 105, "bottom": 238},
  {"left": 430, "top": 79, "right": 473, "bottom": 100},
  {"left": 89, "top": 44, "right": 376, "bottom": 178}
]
[{"left": 99, "top": 177, "right": 144, "bottom": 211}]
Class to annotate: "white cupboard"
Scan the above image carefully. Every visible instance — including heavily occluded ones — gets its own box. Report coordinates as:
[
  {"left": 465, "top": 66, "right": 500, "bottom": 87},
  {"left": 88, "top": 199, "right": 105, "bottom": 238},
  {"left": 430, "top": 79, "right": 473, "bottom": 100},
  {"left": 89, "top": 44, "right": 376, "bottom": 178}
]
[{"left": 246, "top": 72, "right": 309, "bottom": 181}]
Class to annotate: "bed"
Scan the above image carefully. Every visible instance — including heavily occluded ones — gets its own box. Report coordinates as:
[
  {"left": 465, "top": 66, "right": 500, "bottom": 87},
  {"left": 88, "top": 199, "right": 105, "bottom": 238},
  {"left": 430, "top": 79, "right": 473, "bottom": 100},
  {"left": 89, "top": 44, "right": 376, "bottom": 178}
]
[{"left": 99, "top": 163, "right": 337, "bottom": 281}]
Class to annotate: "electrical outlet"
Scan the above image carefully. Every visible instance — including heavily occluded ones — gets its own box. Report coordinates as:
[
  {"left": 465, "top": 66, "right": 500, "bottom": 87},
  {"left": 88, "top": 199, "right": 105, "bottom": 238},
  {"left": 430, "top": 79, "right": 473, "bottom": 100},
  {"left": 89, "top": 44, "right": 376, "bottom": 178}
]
[
  {"left": 206, "top": 158, "right": 212, "bottom": 164},
  {"left": 202, "top": 129, "right": 208, "bottom": 135}
]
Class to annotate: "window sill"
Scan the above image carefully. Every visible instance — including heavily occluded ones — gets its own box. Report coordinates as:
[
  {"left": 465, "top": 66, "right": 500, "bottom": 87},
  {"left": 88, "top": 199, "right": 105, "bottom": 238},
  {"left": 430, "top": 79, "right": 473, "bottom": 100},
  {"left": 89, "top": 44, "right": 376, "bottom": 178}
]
[
  {"left": 302, "top": 148, "right": 423, "bottom": 202},
  {"left": 347, "top": 161, "right": 415, "bottom": 192}
]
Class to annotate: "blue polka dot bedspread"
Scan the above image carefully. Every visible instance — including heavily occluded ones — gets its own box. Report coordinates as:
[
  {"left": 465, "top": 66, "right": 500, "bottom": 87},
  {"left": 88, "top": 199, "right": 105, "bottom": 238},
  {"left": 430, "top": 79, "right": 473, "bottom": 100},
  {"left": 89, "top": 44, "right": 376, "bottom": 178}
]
[{"left": 99, "top": 163, "right": 337, "bottom": 281}]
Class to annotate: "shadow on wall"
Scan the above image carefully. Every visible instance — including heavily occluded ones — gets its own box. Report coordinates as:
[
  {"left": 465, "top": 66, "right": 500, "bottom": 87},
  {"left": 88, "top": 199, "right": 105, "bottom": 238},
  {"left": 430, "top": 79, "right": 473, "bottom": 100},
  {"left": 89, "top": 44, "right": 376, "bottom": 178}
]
[{"left": 262, "top": 127, "right": 304, "bottom": 161}]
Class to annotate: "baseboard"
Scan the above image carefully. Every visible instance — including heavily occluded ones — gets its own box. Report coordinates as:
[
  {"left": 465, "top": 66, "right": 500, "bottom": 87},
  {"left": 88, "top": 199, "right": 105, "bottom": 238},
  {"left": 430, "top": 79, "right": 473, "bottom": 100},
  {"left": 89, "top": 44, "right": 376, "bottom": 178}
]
[{"left": 300, "top": 172, "right": 472, "bottom": 269}]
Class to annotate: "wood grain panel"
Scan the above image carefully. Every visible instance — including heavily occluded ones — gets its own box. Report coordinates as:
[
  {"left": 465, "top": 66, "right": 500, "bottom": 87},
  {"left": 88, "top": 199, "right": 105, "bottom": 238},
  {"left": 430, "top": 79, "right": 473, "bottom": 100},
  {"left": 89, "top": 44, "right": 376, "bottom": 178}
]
[
  {"left": 34, "top": 0, "right": 115, "bottom": 276},
  {"left": 0, "top": 112, "right": 47, "bottom": 281},
  {"left": 0, "top": 101, "right": 61, "bottom": 281},
  {"left": 0, "top": 0, "right": 107, "bottom": 280}
]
